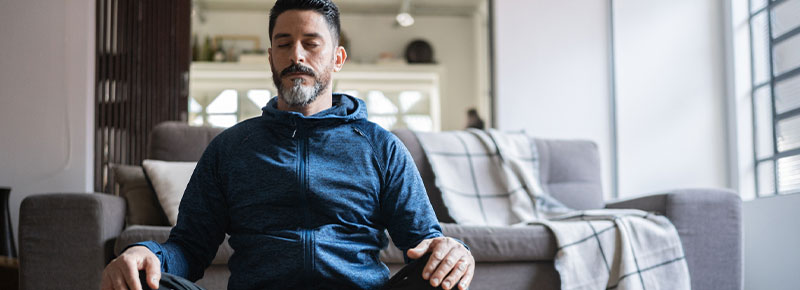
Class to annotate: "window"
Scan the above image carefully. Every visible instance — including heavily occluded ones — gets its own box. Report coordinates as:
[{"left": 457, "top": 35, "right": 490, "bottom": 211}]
[
  {"left": 189, "top": 88, "right": 272, "bottom": 127},
  {"left": 188, "top": 62, "right": 442, "bottom": 132},
  {"left": 748, "top": 0, "right": 800, "bottom": 197},
  {"left": 338, "top": 90, "right": 435, "bottom": 132}
]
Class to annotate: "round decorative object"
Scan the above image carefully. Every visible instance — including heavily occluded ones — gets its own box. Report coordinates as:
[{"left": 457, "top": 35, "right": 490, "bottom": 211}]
[{"left": 405, "top": 39, "right": 435, "bottom": 64}]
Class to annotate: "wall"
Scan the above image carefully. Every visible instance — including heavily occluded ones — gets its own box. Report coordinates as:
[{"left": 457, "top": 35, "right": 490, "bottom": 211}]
[
  {"left": 742, "top": 194, "right": 800, "bottom": 290},
  {"left": 192, "top": 10, "right": 481, "bottom": 131},
  {"left": 342, "top": 14, "right": 478, "bottom": 131},
  {"left": 0, "top": 0, "right": 95, "bottom": 246},
  {"left": 494, "top": 0, "right": 730, "bottom": 199},
  {"left": 613, "top": 0, "right": 729, "bottom": 197},
  {"left": 494, "top": 0, "right": 614, "bottom": 198}
]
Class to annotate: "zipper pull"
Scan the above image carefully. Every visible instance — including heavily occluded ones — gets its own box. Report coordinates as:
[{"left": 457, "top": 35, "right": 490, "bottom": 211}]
[
  {"left": 353, "top": 127, "right": 365, "bottom": 137},
  {"left": 292, "top": 129, "right": 297, "bottom": 138}
]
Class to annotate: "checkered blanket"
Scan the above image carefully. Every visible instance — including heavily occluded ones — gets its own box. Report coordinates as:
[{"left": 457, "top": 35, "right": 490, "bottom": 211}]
[{"left": 415, "top": 129, "right": 690, "bottom": 289}]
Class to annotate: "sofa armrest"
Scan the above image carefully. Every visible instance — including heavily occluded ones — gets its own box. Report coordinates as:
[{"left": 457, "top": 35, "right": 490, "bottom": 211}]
[
  {"left": 606, "top": 188, "right": 742, "bottom": 290},
  {"left": 19, "top": 193, "right": 126, "bottom": 290}
]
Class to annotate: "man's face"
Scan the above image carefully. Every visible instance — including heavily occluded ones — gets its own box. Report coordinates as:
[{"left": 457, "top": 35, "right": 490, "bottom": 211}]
[{"left": 269, "top": 10, "right": 344, "bottom": 107}]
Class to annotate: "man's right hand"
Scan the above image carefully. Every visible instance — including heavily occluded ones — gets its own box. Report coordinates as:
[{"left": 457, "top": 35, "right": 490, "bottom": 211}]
[{"left": 100, "top": 246, "right": 161, "bottom": 290}]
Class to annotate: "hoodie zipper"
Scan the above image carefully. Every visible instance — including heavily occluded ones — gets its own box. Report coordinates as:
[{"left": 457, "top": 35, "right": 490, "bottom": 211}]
[{"left": 295, "top": 123, "right": 313, "bottom": 285}]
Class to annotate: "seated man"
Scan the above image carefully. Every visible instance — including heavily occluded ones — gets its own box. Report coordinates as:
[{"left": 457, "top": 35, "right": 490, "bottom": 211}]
[{"left": 100, "top": 0, "right": 474, "bottom": 289}]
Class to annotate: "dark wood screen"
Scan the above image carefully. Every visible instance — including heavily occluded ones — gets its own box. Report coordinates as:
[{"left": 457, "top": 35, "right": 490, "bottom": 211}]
[{"left": 95, "top": 0, "right": 191, "bottom": 194}]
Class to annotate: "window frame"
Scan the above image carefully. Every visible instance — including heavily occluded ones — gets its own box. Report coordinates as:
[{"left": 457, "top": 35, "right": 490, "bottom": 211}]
[{"left": 748, "top": 0, "right": 800, "bottom": 197}]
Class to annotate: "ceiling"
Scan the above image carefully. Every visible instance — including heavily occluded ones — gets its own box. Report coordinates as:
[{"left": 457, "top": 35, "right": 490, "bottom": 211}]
[{"left": 196, "top": 0, "right": 486, "bottom": 17}]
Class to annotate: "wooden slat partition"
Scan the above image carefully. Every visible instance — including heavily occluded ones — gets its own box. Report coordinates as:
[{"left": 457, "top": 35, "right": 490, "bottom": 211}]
[{"left": 95, "top": 0, "right": 191, "bottom": 194}]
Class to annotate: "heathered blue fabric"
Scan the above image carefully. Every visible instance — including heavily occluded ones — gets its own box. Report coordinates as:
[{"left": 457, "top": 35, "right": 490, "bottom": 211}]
[{"left": 131, "top": 94, "right": 444, "bottom": 290}]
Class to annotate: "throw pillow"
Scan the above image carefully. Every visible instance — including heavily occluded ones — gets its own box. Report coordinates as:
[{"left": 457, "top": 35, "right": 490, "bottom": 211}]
[
  {"left": 141, "top": 159, "right": 197, "bottom": 226},
  {"left": 111, "top": 164, "right": 171, "bottom": 226}
]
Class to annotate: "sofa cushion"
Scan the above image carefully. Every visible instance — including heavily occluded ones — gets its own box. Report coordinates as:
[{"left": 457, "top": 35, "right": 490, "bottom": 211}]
[
  {"left": 381, "top": 223, "right": 556, "bottom": 263},
  {"left": 115, "top": 225, "right": 233, "bottom": 266},
  {"left": 117, "top": 223, "right": 558, "bottom": 267},
  {"left": 142, "top": 160, "right": 198, "bottom": 226},
  {"left": 111, "top": 164, "right": 170, "bottom": 226},
  {"left": 534, "top": 139, "right": 605, "bottom": 210}
]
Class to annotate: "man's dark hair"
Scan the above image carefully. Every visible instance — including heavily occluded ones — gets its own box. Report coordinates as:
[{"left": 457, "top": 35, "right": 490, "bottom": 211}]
[{"left": 269, "top": 0, "right": 341, "bottom": 46}]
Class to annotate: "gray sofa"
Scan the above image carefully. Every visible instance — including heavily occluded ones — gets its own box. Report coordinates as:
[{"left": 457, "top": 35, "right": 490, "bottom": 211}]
[{"left": 19, "top": 121, "right": 742, "bottom": 290}]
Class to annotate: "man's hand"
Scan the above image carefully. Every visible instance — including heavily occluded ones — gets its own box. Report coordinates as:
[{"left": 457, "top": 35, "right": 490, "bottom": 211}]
[
  {"left": 407, "top": 237, "right": 474, "bottom": 290},
  {"left": 100, "top": 246, "right": 161, "bottom": 290}
]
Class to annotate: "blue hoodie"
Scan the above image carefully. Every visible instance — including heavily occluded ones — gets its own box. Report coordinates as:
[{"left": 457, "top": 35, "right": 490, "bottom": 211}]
[{"left": 132, "top": 94, "right": 445, "bottom": 290}]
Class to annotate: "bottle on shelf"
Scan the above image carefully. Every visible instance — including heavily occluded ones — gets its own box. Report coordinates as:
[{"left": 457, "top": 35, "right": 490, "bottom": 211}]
[
  {"left": 191, "top": 34, "right": 199, "bottom": 62},
  {"left": 202, "top": 36, "right": 214, "bottom": 62}
]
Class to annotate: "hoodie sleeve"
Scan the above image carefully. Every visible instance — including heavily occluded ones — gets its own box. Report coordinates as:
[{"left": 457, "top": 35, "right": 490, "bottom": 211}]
[
  {"left": 127, "top": 136, "right": 229, "bottom": 281},
  {"left": 378, "top": 133, "right": 445, "bottom": 260}
]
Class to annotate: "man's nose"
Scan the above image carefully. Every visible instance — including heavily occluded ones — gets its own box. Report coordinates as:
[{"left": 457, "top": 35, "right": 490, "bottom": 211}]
[{"left": 290, "top": 43, "right": 306, "bottom": 64}]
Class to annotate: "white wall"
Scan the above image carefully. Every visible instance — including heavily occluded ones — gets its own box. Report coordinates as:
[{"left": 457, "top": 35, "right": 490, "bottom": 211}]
[
  {"left": 613, "top": 0, "right": 729, "bottom": 197},
  {"left": 494, "top": 0, "right": 731, "bottom": 199},
  {"left": 494, "top": 0, "right": 614, "bottom": 198},
  {"left": 0, "top": 0, "right": 95, "bottom": 246},
  {"left": 193, "top": 10, "right": 481, "bottom": 131},
  {"left": 743, "top": 194, "right": 800, "bottom": 290},
  {"left": 342, "top": 14, "right": 478, "bottom": 131}
]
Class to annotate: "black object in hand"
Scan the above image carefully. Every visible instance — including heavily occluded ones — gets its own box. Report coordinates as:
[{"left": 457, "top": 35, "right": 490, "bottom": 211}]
[
  {"left": 382, "top": 253, "right": 447, "bottom": 290},
  {"left": 139, "top": 271, "right": 206, "bottom": 290}
]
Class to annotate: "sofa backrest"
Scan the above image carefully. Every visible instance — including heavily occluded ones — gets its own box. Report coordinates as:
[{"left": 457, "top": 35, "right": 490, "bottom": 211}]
[
  {"left": 148, "top": 122, "right": 225, "bottom": 161},
  {"left": 147, "top": 122, "right": 605, "bottom": 223},
  {"left": 392, "top": 129, "right": 605, "bottom": 223}
]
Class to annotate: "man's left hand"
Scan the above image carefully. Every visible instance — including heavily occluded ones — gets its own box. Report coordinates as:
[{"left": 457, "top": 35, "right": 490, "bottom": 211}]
[{"left": 407, "top": 237, "right": 474, "bottom": 290}]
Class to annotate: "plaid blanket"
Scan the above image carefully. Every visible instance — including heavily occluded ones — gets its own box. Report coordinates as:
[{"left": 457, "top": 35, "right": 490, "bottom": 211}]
[{"left": 415, "top": 129, "right": 690, "bottom": 289}]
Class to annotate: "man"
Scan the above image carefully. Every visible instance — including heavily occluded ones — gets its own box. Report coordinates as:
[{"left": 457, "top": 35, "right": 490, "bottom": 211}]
[{"left": 100, "top": 0, "right": 474, "bottom": 289}]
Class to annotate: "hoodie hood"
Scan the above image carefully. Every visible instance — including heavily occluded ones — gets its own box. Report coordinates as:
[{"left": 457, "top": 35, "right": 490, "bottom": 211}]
[{"left": 261, "top": 93, "right": 367, "bottom": 127}]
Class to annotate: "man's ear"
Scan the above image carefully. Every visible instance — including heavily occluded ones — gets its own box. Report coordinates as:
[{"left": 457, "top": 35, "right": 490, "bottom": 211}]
[
  {"left": 333, "top": 46, "right": 347, "bottom": 72},
  {"left": 267, "top": 47, "right": 273, "bottom": 66}
]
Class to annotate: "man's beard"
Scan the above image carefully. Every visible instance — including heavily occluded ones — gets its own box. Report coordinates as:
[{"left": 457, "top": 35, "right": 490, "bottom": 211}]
[{"left": 271, "top": 62, "right": 331, "bottom": 107}]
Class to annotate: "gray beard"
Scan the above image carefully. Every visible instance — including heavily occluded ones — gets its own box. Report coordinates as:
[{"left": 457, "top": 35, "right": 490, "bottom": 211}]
[{"left": 279, "top": 78, "right": 325, "bottom": 107}]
